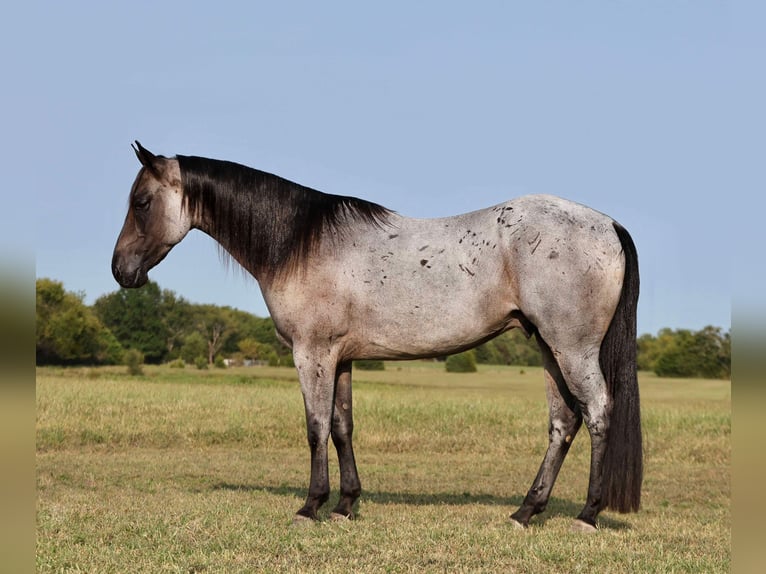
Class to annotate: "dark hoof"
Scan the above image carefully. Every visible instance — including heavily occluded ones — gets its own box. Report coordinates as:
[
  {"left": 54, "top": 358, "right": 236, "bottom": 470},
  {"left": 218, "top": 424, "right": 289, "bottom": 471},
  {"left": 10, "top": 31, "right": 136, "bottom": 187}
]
[{"left": 509, "top": 517, "right": 527, "bottom": 530}]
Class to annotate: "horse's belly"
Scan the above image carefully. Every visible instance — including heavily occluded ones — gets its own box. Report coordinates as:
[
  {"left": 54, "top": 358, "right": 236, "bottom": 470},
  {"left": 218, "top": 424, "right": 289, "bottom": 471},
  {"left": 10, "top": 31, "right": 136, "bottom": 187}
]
[{"left": 347, "top": 287, "right": 517, "bottom": 360}]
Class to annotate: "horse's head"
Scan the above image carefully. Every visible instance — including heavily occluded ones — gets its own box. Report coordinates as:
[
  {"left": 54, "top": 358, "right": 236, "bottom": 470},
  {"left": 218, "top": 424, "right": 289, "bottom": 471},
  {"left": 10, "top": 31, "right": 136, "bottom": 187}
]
[{"left": 112, "top": 142, "right": 191, "bottom": 288}]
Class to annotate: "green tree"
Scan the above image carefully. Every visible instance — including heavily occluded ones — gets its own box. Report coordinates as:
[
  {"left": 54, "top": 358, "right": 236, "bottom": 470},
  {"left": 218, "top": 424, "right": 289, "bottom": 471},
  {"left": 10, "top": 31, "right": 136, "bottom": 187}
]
[
  {"left": 637, "top": 333, "right": 661, "bottom": 371},
  {"left": 237, "top": 337, "right": 264, "bottom": 361},
  {"left": 36, "top": 278, "right": 123, "bottom": 365},
  {"left": 225, "top": 310, "right": 291, "bottom": 361},
  {"left": 692, "top": 326, "right": 731, "bottom": 379},
  {"left": 650, "top": 326, "right": 730, "bottom": 379},
  {"left": 474, "top": 331, "right": 542, "bottom": 366},
  {"left": 158, "top": 289, "right": 194, "bottom": 359},
  {"left": 93, "top": 281, "right": 169, "bottom": 363},
  {"left": 237, "top": 334, "right": 291, "bottom": 366},
  {"left": 192, "top": 304, "right": 234, "bottom": 365},
  {"left": 180, "top": 332, "right": 207, "bottom": 364}
]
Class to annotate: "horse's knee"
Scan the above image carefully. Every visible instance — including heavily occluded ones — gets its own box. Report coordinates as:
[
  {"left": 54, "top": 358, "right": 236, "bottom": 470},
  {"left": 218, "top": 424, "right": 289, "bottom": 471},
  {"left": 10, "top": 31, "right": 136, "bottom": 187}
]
[
  {"left": 331, "top": 411, "right": 353, "bottom": 443},
  {"left": 306, "top": 417, "right": 331, "bottom": 449}
]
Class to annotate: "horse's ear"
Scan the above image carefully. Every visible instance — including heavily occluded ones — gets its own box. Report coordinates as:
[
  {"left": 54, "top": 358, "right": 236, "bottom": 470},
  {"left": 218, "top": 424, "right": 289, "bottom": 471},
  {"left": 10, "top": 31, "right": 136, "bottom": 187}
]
[{"left": 132, "top": 141, "right": 161, "bottom": 176}]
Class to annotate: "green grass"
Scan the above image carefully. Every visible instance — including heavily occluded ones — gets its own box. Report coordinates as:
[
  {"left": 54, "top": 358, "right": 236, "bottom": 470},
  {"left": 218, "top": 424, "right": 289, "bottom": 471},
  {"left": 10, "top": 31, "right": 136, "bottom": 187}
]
[{"left": 36, "top": 363, "right": 730, "bottom": 573}]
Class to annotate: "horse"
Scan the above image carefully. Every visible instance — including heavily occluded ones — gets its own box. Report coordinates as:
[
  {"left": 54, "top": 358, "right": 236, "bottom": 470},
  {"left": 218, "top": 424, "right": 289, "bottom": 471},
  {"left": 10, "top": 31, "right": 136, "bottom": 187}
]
[{"left": 112, "top": 142, "right": 642, "bottom": 532}]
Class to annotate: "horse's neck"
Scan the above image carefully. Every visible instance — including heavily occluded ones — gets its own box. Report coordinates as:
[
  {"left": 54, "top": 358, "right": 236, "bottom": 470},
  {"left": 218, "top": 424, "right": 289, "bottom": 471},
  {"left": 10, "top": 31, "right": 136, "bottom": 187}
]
[
  {"left": 188, "top": 185, "right": 263, "bottom": 280},
  {"left": 190, "top": 177, "right": 306, "bottom": 283}
]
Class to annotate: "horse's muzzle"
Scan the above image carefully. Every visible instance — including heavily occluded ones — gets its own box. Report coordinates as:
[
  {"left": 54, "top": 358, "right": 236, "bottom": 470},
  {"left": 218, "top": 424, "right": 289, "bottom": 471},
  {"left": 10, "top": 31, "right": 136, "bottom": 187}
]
[{"left": 111, "top": 253, "right": 148, "bottom": 288}]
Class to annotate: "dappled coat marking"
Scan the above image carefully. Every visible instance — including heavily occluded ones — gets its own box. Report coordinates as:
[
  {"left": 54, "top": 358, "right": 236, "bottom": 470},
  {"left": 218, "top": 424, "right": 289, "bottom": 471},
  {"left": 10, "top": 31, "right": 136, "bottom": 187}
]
[{"left": 113, "top": 142, "right": 642, "bottom": 531}]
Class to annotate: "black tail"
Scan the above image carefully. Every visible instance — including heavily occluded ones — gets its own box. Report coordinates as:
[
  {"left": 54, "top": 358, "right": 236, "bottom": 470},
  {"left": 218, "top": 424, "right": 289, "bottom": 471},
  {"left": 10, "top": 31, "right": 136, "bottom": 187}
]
[{"left": 599, "top": 221, "right": 642, "bottom": 513}]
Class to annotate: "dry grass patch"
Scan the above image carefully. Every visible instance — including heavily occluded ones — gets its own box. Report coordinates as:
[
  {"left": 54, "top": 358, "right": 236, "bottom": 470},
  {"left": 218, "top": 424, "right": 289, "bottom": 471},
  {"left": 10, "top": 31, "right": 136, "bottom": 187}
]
[{"left": 37, "top": 365, "right": 729, "bottom": 573}]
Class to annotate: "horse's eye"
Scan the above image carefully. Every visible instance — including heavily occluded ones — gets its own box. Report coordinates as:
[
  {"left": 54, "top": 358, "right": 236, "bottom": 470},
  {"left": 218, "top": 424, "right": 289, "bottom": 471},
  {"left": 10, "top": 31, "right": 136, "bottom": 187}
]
[{"left": 134, "top": 197, "right": 151, "bottom": 211}]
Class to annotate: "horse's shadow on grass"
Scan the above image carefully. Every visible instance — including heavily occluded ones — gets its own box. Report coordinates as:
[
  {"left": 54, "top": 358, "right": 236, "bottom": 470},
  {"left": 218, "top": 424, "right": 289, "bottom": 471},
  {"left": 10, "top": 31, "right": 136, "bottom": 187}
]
[{"left": 211, "top": 482, "right": 631, "bottom": 530}]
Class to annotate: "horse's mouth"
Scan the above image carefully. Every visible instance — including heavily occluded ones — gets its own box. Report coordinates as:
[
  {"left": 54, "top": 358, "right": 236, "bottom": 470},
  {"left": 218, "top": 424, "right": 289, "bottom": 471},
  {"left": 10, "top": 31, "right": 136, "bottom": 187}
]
[{"left": 112, "top": 259, "right": 149, "bottom": 288}]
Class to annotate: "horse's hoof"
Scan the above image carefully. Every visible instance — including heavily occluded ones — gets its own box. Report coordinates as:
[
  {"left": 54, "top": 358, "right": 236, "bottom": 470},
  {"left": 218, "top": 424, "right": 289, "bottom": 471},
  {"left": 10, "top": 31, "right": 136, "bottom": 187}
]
[
  {"left": 509, "top": 518, "right": 527, "bottom": 530},
  {"left": 292, "top": 514, "right": 315, "bottom": 527},
  {"left": 329, "top": 511, "right": 353, "bottom": 522},
  {"left": 570, "top": 519, "right": 597, "bottom": 533}
]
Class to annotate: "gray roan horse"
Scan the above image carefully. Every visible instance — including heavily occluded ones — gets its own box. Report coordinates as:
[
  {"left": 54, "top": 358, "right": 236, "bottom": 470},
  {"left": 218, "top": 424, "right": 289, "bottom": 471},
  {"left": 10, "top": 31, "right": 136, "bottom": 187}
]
[{"left": 112, "top": 142, "right": 642, "bottom": 532}]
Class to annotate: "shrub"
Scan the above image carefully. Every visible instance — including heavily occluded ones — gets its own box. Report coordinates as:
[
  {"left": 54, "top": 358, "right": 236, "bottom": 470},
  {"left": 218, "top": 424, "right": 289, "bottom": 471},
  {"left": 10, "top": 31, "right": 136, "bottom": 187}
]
[
  {"left": 445, "top": 351, "right": 477, "bottom": 373},
  {"left": 355, "top": 360, "right": 385, "bottom": 371},
  {"left": 169, "top": 358, "right": 185, "bottom": 369},
  {"left": 214, "top": 356, "right": 227, "bottom": 369},
  {"left": 124, "top": 348, "right": 145, "bottom": 376},
  {"left": 194, "top": 356, "right": 209, "bottom": 370}
]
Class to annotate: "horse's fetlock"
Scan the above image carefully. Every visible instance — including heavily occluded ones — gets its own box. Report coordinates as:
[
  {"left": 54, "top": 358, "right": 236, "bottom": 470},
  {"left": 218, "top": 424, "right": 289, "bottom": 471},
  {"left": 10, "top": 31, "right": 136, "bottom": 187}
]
[
  {"left": 347, "top": 485, "right": 362, "bottom": 499},
  {"left": 309, "top": 488, "right": 330, "bottom": 507}
]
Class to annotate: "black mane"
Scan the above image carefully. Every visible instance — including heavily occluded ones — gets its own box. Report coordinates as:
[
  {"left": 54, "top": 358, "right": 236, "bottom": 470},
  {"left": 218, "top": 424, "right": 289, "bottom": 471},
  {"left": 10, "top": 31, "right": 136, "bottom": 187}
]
[{"left": 176, "top": 155, "right": 391, "bottom": 277}]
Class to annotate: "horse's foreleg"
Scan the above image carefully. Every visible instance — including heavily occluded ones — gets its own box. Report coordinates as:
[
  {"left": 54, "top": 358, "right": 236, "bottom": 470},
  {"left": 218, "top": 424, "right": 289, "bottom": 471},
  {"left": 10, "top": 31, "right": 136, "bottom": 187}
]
[
  {"left": 511, "top": 338, "right": 582, "bottom": 528},
  {"left": 329, "top": 361, "right": 362, "bottom": 520},
  {"left": 294, "top": 350, "right": 337, "bottom": 522}
]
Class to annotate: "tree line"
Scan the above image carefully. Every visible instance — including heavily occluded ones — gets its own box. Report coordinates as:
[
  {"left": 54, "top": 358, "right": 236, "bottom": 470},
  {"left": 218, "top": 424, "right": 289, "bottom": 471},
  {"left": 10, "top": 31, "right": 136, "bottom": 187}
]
[
  {"left": 35, "top": 278, "right": 730, "bottom": 378},
  {"left": 36, "top": 278, "right": 292, "bottom": 368}
]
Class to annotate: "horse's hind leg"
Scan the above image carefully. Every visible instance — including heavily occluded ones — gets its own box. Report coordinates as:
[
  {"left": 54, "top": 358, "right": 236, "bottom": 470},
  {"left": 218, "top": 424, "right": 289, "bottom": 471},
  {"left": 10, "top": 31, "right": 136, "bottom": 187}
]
[
  {"left": 329, "top": 361, "right": 362, "bottom": 520},
  {"left": 510, "top": 336, "right": 583, "bottom": 528},
  {"left": 554, "top": 348, "right": 612, "bottom": 532}
]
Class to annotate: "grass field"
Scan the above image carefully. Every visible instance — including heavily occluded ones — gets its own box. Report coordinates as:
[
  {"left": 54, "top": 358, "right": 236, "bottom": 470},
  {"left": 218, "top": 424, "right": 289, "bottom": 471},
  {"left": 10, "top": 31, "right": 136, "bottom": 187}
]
[{"left": 36, "top": 362, "right": 730, "bottom": 573}]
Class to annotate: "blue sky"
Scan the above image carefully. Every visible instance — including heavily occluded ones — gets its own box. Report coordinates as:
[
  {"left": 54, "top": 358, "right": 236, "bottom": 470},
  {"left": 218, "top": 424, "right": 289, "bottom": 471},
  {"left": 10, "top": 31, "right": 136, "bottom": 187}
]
[{"left": 11, "top": 1, "right": 761, "bottom": 336}]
